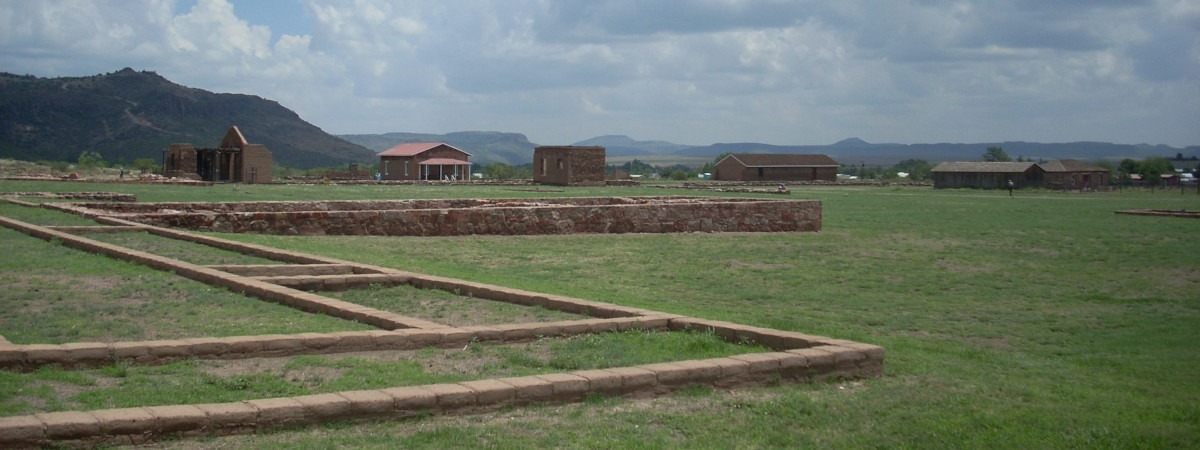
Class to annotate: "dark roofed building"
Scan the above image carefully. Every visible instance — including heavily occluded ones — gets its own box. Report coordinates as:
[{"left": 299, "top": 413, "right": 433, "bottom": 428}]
[
  {"left": 1037, "top": 159, "right": 1110, "bottom": 190},
  {"left": 713, "top": 154, "right": 839, "bottom": 182},
  {"left": 931, "top": 162, "right": 1042, "bottom": 189},
  {"left": 378, "top": 142, "right": 471, "bottom": 181}
]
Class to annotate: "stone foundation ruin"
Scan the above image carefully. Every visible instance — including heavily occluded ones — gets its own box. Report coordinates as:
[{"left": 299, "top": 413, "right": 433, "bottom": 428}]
[
  {"left": 50, "top": 196, "right": 821, "bottom": 236},
  {"left": 0, "top": 199, "right": 875, "bottom": 447}
]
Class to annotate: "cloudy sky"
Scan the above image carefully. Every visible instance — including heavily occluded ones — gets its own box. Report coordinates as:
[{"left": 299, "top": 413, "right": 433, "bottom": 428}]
[{"left": 2, "top": 0, "right": 1198, "bottom": 147}]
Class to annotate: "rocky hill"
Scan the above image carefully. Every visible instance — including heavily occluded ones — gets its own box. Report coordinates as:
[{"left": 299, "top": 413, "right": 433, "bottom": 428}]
[{"left": 0, "top": 68, "right": 376, "bottom": 169}]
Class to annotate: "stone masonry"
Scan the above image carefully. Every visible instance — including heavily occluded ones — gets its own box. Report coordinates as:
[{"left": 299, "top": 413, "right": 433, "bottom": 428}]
[
  {"left": 0, "top": 199, "right": 871, "bottom": 447},
  {"left": 49, "top": 196, "right": 822, "bottom": 236}
]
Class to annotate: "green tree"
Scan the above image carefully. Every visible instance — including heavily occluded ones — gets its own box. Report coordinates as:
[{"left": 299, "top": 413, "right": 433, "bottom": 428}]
[
  {"left": 76, "top": 151, "right": 106, "bottom": 169},
  {"left": 132, "top": 158, "right": 158, "bottom": 174},
  {"left": 891, "top": 159, "right": 934, "bottom": 181},
  {"left": 1138, "top": 157, "right": 1174, "bottom": 187},
  {"left": 982, "top": 146, "right": 1011, "bottom": 162}
]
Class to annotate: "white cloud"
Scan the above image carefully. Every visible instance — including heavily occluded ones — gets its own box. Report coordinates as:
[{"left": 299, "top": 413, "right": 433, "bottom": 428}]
[{"left": 0, "top": 0, "right": 1195, "bottom": 147}]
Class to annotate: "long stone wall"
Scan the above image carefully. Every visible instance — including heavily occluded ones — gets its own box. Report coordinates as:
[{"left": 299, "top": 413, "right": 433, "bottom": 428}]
[{"left": 50, "top": 196, "right": 822, "bottom": 236}]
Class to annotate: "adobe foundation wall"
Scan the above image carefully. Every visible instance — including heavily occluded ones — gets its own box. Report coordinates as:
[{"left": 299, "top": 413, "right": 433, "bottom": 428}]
[
  {"left": 0, "top": 340, "right": 881, "bottom": 447},
  {"left": 0, "top": 203, "right": 878, "bottom": 447},
  {"left": 51, "top": 196, "right": 822, "bottom": 236}
]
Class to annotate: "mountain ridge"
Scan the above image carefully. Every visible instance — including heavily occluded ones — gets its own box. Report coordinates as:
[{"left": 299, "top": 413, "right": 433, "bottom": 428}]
[
  {"left": 2, "top": 69, "right": 1194, "bottom": 170},
  {"left": 0, "top": 68, "right": 377, "bottom": 169}
]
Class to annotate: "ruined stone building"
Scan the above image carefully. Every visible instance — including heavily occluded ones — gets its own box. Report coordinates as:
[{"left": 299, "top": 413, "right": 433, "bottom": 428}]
[
  {"left": 377, "top": 142, "right": 472, "bottom": 181},
  {"left": 713, "top": 154, "right": 839, "bottom": 182},
  {"left": 162, "top": 126, "right": 273, "bottom": 183},
  {"left": 533, "top": 146, "right": 606, "bottom": 186}
]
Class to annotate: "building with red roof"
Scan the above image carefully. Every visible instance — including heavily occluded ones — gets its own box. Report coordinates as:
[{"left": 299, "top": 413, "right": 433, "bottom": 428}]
[{"left": 377, "top": 142, "right": 472, "bottom": 181}]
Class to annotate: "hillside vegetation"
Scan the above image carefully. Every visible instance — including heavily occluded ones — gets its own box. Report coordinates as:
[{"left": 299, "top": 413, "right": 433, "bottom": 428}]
[{"left": 0, "top": 68, "right": 376, "bottom": 169}]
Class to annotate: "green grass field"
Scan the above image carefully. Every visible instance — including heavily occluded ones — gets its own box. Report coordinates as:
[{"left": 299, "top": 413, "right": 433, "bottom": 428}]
[{"left": 1, "top": 180, "right": 1198, "bottom": 448}]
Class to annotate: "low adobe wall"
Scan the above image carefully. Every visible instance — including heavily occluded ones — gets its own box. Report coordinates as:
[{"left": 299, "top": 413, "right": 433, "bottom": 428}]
[{"left": 51, "top": 197, "right": 822, "bottom": 236}]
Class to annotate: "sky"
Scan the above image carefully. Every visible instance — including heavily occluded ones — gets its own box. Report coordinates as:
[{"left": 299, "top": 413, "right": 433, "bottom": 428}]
[{"left": 1, "top": 0, "right": 1198, "bottom": 147}]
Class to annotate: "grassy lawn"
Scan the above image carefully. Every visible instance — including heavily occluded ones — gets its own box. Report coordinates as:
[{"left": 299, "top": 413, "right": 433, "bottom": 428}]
[
  {"left": 327, "top": 284, "right": 590, "bottom": 326},
  {"left": 0, "top": 330, "right": 762, "bottom": 417},
  {"left": 1, "top": 180, "right": 1198, "bottom": 448}
]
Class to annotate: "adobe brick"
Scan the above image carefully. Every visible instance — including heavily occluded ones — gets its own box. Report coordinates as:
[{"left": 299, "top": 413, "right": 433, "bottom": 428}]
[
  {"left": 297, "top": 333, "right": 339, "bottom": 350},
  {"left": 769, "top": 331, "right": 827, "bottom": 350},
  {"left": 495, "top": 324, "right": 538, "bottom": 341},
  {"left": 321, "top": 276, "right": 349, "bottom": 291},
  {"left": 245, "top": 398, "right": 307, "bottom": 427},
  {"left": 0, "top": 347, "right": 23, "bottom": 367},
  {"left": 335, "top": 390, "right": 397, "bottom": 417},
  {"left": 458, "top": 379, "right": 516, "bottom": 406},
  {"left": 23, "top": 344, "right": 67, "bottom": 365},
  {"left": 497, "top": 376, "right": 554, "bottom": 403},
  {"left": 61, "top": 342, "right": 112, "bottom": 365},
  {"left": 632, "top": 315, "right": 672, "bottom": 331},
  {"left": 610, "top": 317, "right": 644, "bottom": 332},
  {"left": 556, "top": 320, "right": 592, "bottom": 335},
  {"left": 535, "top": 373, "right": 590, "bottom": 401},
  {"left": 92, "top": 407, "right": 156, "bottom": 436},
  {"left": 145, "top": 340, "right": 191, "bottom": 360},
  {"left": 570, "top": 369, "right": 623, "bottom": 393},
  {"left": 144, "top": 404, "right": 208, "bottom": 434},
  {"left": 455, "top": 325, "right": 504, "bottom": 343},
  {"left": 637, "top": 362, "right": 694, "bottom": 385},
  {"left": 786, "top": 347, "right": 837, "bottom": 368},
  {"left": 261, "top": 335, "right": 304, "bottom": 355},
  {"left": 36, "top": 411, "right": 100, "bottom": 440},
  {"left": 193, "top": 402, "right": 258, "bottom": 430},
  {"left": 811, "top": 345, "right": 868, "bottom": 364},
  {"left": 729, "top": 353, "right": 784, "bottom": 373},
  {"left": 182, "top": 338, "right": 230, "bottom": 357},
  {"left": 584, "top": 319, "right": 621, "bottom": 333},
  {"left": 380, "top": 386, "right": 436, "bottom": 414},
  {"left": 531, "top": 324, "right": 564, "bottom": 338},
  {"left": 439, "top": 328, "right": 475, "bottom": 350},
  {"left": 110, "top": 342, "right": 150, "bottom": 362},
  {"left": 395, "top": 329, "right": 442, "bottom": 348},
  {"left": 0, "top": 415, "right": 44, "bottom": 445},
  {"left": 222, "top": 336, "right": 269, "bottom": 355},
  {"left": 667, "top": 317, "right": 720, "bottom": 333},
  {"left": 362, "top": 330, "right": 407, "bottom": 350},
  {"left": 670, "top": 360, "right": 724, "bottom": 383},
  {"left": 819, "top": 340, "right": 885, "bottom": 361},
  {"left": 293, "top": 393, "right": 354, "bottom": 420},
  {"left": 425, "top": 383, "right": 477, "bottom": 410},
  {"left": 604, "top": 367, "right": 657, "bottom": 391}
]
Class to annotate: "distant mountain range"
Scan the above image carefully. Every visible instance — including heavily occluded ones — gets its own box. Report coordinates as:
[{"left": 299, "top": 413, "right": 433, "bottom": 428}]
[
  {"left": 0, "top": 68, "right": 375, "bottom": 169},
  {"left": 2, "top": 68, "right": 1194, "bottom": 171},
  {"left": 565, "top": 136, "right": 1199, "bottom": 166}
]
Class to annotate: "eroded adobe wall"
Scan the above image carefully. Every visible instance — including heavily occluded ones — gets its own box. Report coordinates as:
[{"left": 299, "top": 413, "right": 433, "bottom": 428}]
[{"left": 55, "top": 198, "right": 822, "bottom": 236}]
